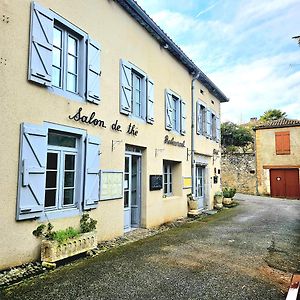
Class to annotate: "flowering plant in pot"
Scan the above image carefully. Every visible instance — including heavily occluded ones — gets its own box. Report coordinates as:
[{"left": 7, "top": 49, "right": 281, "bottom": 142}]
[
  {"left": 32, "top": 213, "right": 97, "bottom": 263},
  {"left": 222, "top": 187, "right": 236, "bottom": 204}
]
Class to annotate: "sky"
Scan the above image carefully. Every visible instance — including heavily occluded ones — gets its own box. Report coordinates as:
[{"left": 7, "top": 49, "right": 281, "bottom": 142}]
[{"left": 135, "top": 0, "right": 300, "bottom": 123}]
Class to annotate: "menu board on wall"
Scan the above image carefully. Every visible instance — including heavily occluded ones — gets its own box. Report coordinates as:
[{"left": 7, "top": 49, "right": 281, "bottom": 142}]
[{"left": 100, "top": 171, "right": 123, "bottom": 200}]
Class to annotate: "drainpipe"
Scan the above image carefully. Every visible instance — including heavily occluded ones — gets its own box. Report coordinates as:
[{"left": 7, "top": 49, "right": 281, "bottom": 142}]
[{"left": 191, "top": 72, "right": 200, "bottom": 197}]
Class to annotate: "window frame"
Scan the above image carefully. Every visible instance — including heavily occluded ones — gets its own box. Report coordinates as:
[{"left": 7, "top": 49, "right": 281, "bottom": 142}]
[
  {"left": 42, "top": 122, "right": 86, "bottom": 220},
  {"left": 130, "top": 64, "right": 147, "bottom": 120},
  {"left": 211, "top": 111, "right": 217, "bottom": 139},
  {"left": 49, "top": 13, "right": 88, "bottom": 102},
  {"left": 163, "top": 162, "right": 173, "bottom": 196}
]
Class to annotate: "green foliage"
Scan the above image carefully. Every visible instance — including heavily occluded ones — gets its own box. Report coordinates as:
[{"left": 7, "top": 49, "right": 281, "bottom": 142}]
[
  {"left": 222, "top": 187, "right": 236, "bottom": 198},
  {"left": 80, "top": 213, "right": 97, "bottom": 233},
  {"left": 221, "top": 122, "right": 254, "bottom": 150},
  {"left": 259, "top": 109, "right": 287, "bottom": 122},
  {"left": 32, "top": 224, "right": 46, "bottom": 238},
  {"left": 32, "top": 214, "right": 97, "bottom": 242},
  {"left": 52, "top": 227, "right": 80, "bottom": 244},
  {"left": 214, "top": 191, "right": 223, "bottom": 197}
]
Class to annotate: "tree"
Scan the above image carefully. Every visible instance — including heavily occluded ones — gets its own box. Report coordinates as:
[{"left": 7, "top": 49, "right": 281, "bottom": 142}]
[
  {"left": 221, "top": 122, "right": 254, "bottom": 152},
  {"left": 259, "top": 109, "right": 287, "bottom": 122}
]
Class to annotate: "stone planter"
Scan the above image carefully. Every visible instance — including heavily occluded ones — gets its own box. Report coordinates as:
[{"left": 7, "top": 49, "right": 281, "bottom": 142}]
[
  {"left": 223, "top": 197, "right": 232, "bottom": 205},
  {"left": 214, "top": 194, "right": 223, "bottom": 209},
  {"left": 41, "top": 231, "right": 97, "bottom": 263},
  {"left": 188, "top": 200, "right": 198, "bottom": 211}
]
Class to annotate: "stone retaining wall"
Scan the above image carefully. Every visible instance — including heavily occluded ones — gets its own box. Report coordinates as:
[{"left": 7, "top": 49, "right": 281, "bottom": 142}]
[{"left": 221, "top": 152, "right": 257, "bottom": 195}]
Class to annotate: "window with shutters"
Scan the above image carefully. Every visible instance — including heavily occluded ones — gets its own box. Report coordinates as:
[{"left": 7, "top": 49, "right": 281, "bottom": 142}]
[
  {"left": 28, "top": 2, "right": 101, "bottom": 104},
  {"left": 196, "top": 101, "right": 220, "bottom": 142},
  {"left": 16, "top": 122, "right": 101, "bottom": 221},
  {"left": 165, "top": 90, "right": 186, "bottom": 135},
  {"left": 275, "top": 131, "right": 290, "bottom": 155},
  {"left": 120, "top": 60, "right": 154, "bottom": 123}
]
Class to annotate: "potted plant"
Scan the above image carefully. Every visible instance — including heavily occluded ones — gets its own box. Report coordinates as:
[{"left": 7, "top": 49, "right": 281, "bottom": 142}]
[
  {"left": 214, "top": 191, "right": 223, "bottom": 209},
  {"left": 187, "top": 193, "right": 198, "bottom": 211},
  {"left": 33, "top": 213, "right": 97, "bottom": 263},
  {"left": 222, "top": 187, "right": 236, "bottom": 205}
]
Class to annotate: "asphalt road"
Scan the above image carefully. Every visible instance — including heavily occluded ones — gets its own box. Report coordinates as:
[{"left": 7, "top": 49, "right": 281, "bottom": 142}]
[{"left": 2, "top": 195, "right": 300, "bottom": 300}]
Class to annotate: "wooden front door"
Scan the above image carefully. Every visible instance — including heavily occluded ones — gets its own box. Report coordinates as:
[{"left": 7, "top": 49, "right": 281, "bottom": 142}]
[{"left": 270, "top": 169, "right": 300, "bottom": 199}]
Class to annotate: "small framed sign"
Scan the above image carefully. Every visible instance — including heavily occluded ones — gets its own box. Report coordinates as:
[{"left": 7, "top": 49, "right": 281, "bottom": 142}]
[{"left": 150, "top": 175, "right": 163, "bottom": 191}]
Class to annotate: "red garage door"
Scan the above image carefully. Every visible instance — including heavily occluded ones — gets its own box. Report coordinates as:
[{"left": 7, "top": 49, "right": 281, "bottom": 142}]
[{"left": 270, "top": 169, "right": 300, "bottom": 199}]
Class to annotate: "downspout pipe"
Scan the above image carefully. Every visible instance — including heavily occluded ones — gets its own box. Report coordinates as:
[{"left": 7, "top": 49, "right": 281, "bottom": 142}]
[{"left": 191, "top": 72, "right": 200, "bottom": 197}]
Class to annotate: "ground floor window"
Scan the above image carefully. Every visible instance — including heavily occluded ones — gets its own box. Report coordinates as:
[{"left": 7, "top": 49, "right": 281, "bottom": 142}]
[
  {"left": 45, "top": 131, "right": 78, "bottom": 210},
  {"left": 163, "top": 161, "right": 173, "bottom": 196},
  {"left": 16, "top": 122, "right": 101, "bottom": 221}
]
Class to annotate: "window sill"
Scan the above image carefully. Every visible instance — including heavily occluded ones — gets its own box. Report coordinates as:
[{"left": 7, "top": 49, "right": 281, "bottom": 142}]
[
  {"left": 129, "top": 115, "right": 147, "bottom": 124},
  {"left": 49, "top": 86, "right": 85, "bottom": 103},
  {"left": 163, "top": 195, "right": 181, "bottom": 201},
  {"left": 40, "top": 207, "right": 81, "bottom": 221}
]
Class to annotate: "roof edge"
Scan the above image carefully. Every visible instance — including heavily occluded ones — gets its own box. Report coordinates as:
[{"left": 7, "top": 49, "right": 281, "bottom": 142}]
[{"left": 115, "top": 0, "right": 229, "bottom": 103}]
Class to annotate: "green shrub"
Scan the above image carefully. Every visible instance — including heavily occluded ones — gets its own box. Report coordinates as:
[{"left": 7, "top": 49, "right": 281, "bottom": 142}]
[
  {"left": 222, "top": 187, "right": 236, "bottom": 198},
  {"left": 52, "top": 227, "right": 80, "bottom": 244},
  {"left": 80, "top": 213, "right": 97, "bottom": 233},
  {"left": 32, "top": 214, "right": 97, "bottom": 242}
]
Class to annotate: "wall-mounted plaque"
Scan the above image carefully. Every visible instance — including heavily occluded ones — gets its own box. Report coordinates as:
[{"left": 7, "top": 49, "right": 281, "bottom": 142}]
[
  {"left": 150, "top": 175, "right": 163, "bottom": 191},
  {"left": 100, "top": 171, "right": 123, "bottom": 200},
  {"left": 183, "top": 177, "right": 192, "bottom": 189}
]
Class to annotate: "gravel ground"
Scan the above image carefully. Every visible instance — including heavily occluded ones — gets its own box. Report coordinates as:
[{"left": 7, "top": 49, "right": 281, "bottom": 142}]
[{"left": 1, "top": 195, "right": 299, "bottom": 300}]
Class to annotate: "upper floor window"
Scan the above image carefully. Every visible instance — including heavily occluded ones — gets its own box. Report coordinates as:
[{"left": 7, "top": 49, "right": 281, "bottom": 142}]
[
  {"left": 211, "top": 112, "right": 217, "bottom": 139},
  {"left": 120, "top": 60, "right": 154, "bottom": 124},
  {"left": 196, "top": 101, "right": 220, "bottom": 142},
  {"left": 28, "top": 2, "right": 101, "bottom": 104},
  {"left": 165, "top": 90, "right": 186, "bottom": 135},
  {"left": 52, "top": 27, "right": 80, "bottom": 94},
  {"left": 275, "top": 131, "right": 290, "bottom": 155},
  {"left": 132, "top": 71, "right": 143, "bottom": 118}
]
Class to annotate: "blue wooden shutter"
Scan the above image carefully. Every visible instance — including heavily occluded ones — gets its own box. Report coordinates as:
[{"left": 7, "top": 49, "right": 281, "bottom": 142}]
[
  {"left": 120, "top": 60, "right": 132, "bottom": 115},
  {"left": 196, "top": 102, "right": 201, "bottom": 135},
  {"left": 206, "top": 109, "right": 212, "bottom": 138},
  {"left": 16, "top": 123, "right": 47, "bottom": 220},
  {"left": 84, "top": 135, "right": 100, "bottom": 210},
  {"left": 180, "top": 100, "right": 186, "bottom": 135},
  {"left": 87, "top": 38, "right": 101, "bottom": 104},
  {"left": 28, "top": 2, "right": 53, "bottom": 86},
  {"left": 216, "top": 116, "right": 221, "bottom": 142},
  {"left": 146, "top": 78, "right": 154, "bottom": 124},
  {"left": 165, "top": 90, "right": 173, "bottom": 130}
]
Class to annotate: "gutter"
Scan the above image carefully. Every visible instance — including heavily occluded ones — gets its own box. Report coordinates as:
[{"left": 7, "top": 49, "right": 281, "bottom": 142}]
[{"left": 191, "top": 73, "right": 200, "bottom": 196}]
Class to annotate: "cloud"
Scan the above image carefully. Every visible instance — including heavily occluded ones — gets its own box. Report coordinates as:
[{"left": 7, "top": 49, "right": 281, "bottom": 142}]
[
  {"left": 135, "top": 0, "right": 300, "bottom": 122},
  {"left": 210, "top": 52, "right": 300, "bottom": 122}
]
